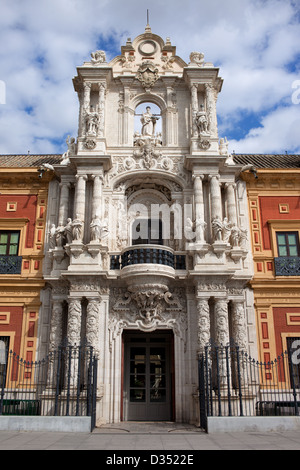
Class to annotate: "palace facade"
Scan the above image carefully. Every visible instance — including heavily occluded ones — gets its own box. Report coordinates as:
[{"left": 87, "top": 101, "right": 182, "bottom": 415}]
[
  {"left": 1, "top": 25, "right": 299, "bottom": 426},
  {"left": 41, "top": 25, "right": 256, "bottom": 424}
]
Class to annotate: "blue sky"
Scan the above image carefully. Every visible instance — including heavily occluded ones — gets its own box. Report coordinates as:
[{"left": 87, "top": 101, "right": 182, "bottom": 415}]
[{"left": 0, "top": 0, "right": 300, "bottom": 155}]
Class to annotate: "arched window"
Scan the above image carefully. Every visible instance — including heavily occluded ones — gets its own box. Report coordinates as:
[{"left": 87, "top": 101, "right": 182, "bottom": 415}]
[{"left": 134, "top": 102, "right": 162, "bottom": 137}]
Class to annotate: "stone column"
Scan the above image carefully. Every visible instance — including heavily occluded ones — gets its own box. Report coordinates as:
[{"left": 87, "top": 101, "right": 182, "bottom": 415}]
[
  {"left": 58, "top": 180, "right": 70, "bottom": 226},
  {"left": 197, "top": 297, "right": 210, "bottom": 353},
  {"left": 225, "top": 183, "right": 237, "bottom": 226},
  {"left": 91, "top": 174, "right": 103, "bottom": 218},
  {"left": 214, "top": 298, "right": 230, "bottom": 387},
  {"left": 74, "top": 174, "right": 87, "bottom": 233},
  {"left": 209, "top": 175, "right": 222, "bottom": 221},
  {"left": 86, "top": 297, "right": 101, "bottom": 358},
  {"left": 194, "top": 175, "right": 206, "bottom": 242}
]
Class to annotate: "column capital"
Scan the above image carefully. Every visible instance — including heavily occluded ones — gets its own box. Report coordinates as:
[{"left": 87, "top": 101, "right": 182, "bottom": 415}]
[
  {"left": 91, "top": 173, "right": 103, "bottom": 181},
  {"left": 192, "top": 174, "right": 204, "bottom": 181},
  {"left": 224, "top": 182, "right": 236, "bottom": 189},
  {"left": 208, "top": 173, "right": 220, "bottom": 181},
  {"left": 75, "top": 173, "right": 88, "bottom": 181}
]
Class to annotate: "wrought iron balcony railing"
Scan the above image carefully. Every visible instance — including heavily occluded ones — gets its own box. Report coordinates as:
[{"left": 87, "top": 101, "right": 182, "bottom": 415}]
[
  {"left": 110, "top": 246, "right": 186, "bottom": 270},
  {"left": 0, "top": 256, "right": 22, "bottom": 274},
  {"left": 274, "top": 257, "right": 300, "bottom": 276}
]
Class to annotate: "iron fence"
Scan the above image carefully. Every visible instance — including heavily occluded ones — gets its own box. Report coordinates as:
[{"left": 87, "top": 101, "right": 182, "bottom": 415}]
[
  {"left": 0, "top": 341, "right": 98, "bottom": 428},
  {"left": 198, "top": 343, "right": 300, "bottom": 431}
]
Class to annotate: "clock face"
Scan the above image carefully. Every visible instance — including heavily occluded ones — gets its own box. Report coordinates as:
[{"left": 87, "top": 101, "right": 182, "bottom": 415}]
[{"left": 138, "top": 40, "right": 157, "bottom": 56}]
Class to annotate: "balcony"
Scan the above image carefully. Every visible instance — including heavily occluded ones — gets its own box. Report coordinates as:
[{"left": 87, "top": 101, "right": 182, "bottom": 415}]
[
  {"left": 274, "top": 257, "right": 300, "bottom": 276},
  {"left": 110, "top": 245, "right": 186, "bottom": 270},
  {"left": 0, "top": 256, "right": 22, "bottom": 274}
]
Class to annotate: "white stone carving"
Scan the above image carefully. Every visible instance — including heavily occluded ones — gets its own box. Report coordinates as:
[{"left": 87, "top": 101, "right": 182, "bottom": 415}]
[
  {"left": 91, "top": 50, "right": 106, "bottom": 65},
  {"left": 189, "top": 52, "right": 205, "bottom": 67},
  {"left": 136, "top": 62, "right": 159, "bottom": 89}
]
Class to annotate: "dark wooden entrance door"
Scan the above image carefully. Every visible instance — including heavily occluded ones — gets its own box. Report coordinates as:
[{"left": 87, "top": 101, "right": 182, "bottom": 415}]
[{"left": 123, "top": 331, "right": 173, "bottom": 421}]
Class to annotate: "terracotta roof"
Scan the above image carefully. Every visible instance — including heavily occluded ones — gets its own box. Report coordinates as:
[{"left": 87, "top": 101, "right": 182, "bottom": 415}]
[
  {"left": 0, "top": 153, "right": 300, "bottom": 170},
  {"left": 233, "top": 154, "right": 300, "bottom": 169},
  {"left": 0, "top": 154, "right": 62, "bottom": 168}
]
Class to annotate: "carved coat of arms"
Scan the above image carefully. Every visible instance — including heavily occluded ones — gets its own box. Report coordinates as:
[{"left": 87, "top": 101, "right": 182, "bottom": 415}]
[{"left": 136, "top": 61, "right": 159, "bottom": 89}]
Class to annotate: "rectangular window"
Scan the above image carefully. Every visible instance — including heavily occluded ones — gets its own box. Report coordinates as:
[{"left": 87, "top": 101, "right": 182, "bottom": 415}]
[
  {"left": 0, "top": 231, "right": 20, "bottom": 256},
  {"left": 276, "top": 232, "right": 299, "bottom": 257}
]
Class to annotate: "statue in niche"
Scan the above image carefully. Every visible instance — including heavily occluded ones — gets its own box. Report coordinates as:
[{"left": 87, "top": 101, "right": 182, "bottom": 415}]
[
  {"left": 140, "top": 106, "right": 159, "bottom": 137},
  {"left": 85, "top": 109, "right": 99, "bottom": 136},
  {"left": 196, "top": 111, "right": 209, "bottom": 135}
]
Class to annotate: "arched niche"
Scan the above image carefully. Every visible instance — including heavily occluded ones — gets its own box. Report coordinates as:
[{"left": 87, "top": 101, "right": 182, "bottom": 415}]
[{"left": 130, "top": 93, "right": 167, "bottom": 145}]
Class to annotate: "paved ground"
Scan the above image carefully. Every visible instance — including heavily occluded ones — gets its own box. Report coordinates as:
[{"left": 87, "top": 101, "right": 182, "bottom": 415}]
[{"left": 0, "top": 421, "right": 300, "bottom": 451}]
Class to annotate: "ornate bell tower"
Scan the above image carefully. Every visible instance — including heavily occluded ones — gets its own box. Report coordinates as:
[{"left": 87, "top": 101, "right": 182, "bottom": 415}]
[{"left": 43, "top": 23, "right": 256, "bottom": 424}]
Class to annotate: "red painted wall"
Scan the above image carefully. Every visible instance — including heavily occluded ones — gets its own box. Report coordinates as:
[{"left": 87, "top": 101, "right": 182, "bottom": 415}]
[
  {"left": 0, "top": 195, "right": 37, "bottom": 248},
  {"left": 273, "top": 307, "right": 300, "bottom": 356}
]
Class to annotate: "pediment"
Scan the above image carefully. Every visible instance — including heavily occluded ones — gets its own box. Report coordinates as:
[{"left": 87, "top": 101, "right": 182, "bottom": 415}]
[{"left": 108, "top": 29, "right": 187, "bottom": 78}]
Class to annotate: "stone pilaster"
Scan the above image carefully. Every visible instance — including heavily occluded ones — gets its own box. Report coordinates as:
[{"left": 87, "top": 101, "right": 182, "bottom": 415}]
[
  {"left": 196, "top": 297, "right": 210, "bottom": 352},
  {"left": 86, "top": 296, "right": 101, "bottom": 357},
  {"left": 49, "top": 300, "right": 64, "bottom": 351},
  {"left": 67, "top": 297, "right": 82, "bottom": 346},
  {"left": 214, "top": 298, "right": 230, "bottom": 346},
  {"left": 231, "top": 301, "right": 248, "bottom": 350}
]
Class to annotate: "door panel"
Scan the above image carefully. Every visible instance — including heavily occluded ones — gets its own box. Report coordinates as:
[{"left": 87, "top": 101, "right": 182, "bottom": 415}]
[{"left": 123, "top": 332, "right": 173, "bottom": 421}]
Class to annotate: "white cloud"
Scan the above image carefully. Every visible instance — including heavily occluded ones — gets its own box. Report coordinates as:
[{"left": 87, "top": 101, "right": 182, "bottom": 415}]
[
  {"left": 228, "top": 104, "right": 300, "bottom": 154},
  {"left": 0, "top": 0, "right": 299, "bottom": 154}
]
